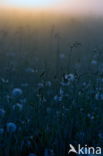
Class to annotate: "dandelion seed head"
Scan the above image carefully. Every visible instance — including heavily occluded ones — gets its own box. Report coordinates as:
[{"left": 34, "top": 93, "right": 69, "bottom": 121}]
[
  {"left": 6, "top": 122, "right": 17, "bottom": 133},
  {"left": 13, "top": 103, "right": 23, "bottom": 111},
  {"left": 91, "top": 60, "right": 97, "bottom": 65},
  {"left": 12, "top": 88, "right": 23, "bottom": 97},
  {"left": 46, "top": 81, "right": 52, "bottom": 87},
  {"left": 95, "top": 92, "right": 103, "bottom": 100},
  {"left": 54, "top": 95, "right": 62, "bottom": 102},
  {"left": 65, "top": 73, "right": 75, "bottom": 81}
]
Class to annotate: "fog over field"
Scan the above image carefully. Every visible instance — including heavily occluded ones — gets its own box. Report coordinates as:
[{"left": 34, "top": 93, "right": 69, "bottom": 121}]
[{"left": 0, "top": 3, "right": 103, "bottom": 156}]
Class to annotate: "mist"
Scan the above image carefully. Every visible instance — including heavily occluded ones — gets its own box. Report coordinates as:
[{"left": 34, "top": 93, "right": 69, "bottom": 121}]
[{"left": 0, "top": 0, "right": 103, "bottom": 16}]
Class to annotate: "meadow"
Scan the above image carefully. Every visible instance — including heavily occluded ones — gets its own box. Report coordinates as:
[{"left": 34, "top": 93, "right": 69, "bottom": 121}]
[{"left": 0, "top": 9, "right": 103, "bottom": 156}]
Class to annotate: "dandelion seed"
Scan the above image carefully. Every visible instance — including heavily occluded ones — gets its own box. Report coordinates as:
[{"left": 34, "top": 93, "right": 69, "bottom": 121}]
[
  {"left": 46, "top": 81, "right": 52, "bottom": 87},
  {"left": 65, "top": 73, "right": 75, "bottom": 81},
  {"left": 95, "top": 92, "right": 103, "bottom": 100},
  {"left": 54, "top": 95, "right": 62, "bottom": 102},
  {"left": 6, "top": 122, "right": 17, "bottom": 133},
  {"left": 91, "top": 60, "right": 97, "bottom": 65},
  {"left": 13, "top": 103, "right": 23, "bottom": 111},
  {"left": 12, "top": 88, "right": 23, "bottom": 97},
  {"left": 87, "top": 114, "right": 94, "bottom": 120}
]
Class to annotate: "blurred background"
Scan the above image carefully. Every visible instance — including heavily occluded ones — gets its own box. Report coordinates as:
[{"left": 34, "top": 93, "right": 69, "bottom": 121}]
[{"left": 0, "top": 0, "right": 103, "bottom": 16}]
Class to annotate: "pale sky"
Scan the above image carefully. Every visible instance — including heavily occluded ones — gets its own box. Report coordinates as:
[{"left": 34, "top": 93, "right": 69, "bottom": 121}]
[{"left": 0, "top": 0, "right": 103, "bottom": 15}]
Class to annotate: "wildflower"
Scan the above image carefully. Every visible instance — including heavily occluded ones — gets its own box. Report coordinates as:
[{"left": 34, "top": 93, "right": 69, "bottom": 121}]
[
  {"left": 91, "top": 60, "right": 97, "bottom": 65},
  {"left": 0, "top": 108, "right": 6, "bottom": 117},
  {"left": 65, "top": 73, "right": 75, "bottom": 81},
  {"left": 38, "top": 82, "right": 44, "bottom": 88},
  {"left": 6, "top": 122, "right": 17, "bottom": 133},
  {"left": 95, "top": 92, "right": 103, "bottom": 100},
  {"left": 54, "top": 95, "right": 62, "bottom": 102},
  {"left": 12, "top": 88, "right": 23, "bottom": 97},
  {"left": 87, "top": 114, "right": 94, "bottom": 120},
  {"left": 46, "top": 81, "right": 52, "bottom": 87},
  {"left": 13, "top": 103, "right": 23, "bottom": 111}
]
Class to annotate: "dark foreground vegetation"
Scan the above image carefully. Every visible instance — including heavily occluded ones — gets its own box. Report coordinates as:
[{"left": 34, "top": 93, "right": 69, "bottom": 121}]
[{"left": 0, "top": 10, "right": 103, "bottom": 156}]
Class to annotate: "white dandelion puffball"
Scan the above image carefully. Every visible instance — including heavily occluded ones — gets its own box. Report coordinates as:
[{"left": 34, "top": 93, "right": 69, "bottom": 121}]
[
  {"left": 91, "top": 60, "right": 97, "bottom": 65},
  {"left": 65, "top": 73, "right": 75, "bottom": 81},
  {"left": 95, "top": 92, "right": 103, "bottom": 100},
  {"left": 13, "top": 103, "right": 23, "bottom": 111},
  {"left": 12, "top": 88, "right": 23, "bottom": 97},
  {"left": 6, "top": 122, "right": 17, "bottom": 133}
]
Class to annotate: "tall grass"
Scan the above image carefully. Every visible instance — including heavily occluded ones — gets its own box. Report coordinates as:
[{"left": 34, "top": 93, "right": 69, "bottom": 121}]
[{"left": 0, "top": 10, "right": 103, "bottom": 156}]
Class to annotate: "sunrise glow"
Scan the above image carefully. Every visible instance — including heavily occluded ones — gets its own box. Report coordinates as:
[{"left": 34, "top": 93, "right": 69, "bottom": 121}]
[
  {"left": 1, "top": 0, "right": 60, "bottom": 8},
  {"left": 0, "top": 0, "right": 103, "bottom": 15}
]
